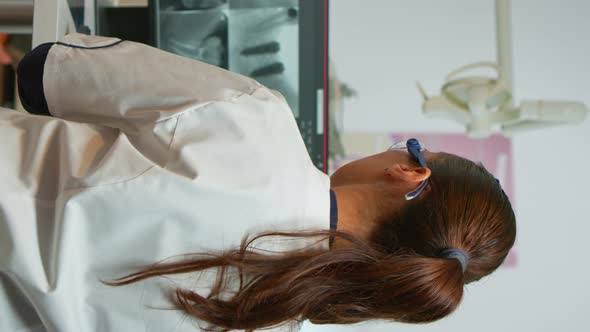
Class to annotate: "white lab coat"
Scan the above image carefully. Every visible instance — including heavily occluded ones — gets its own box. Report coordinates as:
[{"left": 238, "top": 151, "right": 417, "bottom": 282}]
[{"left": 0, "top": 34, "right": 330, "bottom": 332}]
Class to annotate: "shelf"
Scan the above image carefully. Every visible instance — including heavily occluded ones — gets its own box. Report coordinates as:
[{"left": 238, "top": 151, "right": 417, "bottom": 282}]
[
  {"left": 99, "top": 0, "right": 147, "bottom": 7},
  {"left": 0, "top": 25, "right": 33, "bottom": 34},
  {"left": 0, "top": 0, "right": 34, "bottom": 7},
  {"left": 0, "top": 0, "right": 34, "bottom": 34}
]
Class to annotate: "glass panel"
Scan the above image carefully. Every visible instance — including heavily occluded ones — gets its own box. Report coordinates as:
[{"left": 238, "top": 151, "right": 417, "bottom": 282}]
[
  {"left": 158, "top": 1, "right": 229, "bottom": 67},
  {"left": 156, "top": 0, "right": 299, "bottom": 117},
  {"left": 227, "top": 0, "right": 299, "bottom": 117}
]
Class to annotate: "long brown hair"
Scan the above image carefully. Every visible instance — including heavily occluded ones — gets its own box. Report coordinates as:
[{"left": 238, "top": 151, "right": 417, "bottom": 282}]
[{"left": 106, "top": 153, "right": 516, "bottom": 331}]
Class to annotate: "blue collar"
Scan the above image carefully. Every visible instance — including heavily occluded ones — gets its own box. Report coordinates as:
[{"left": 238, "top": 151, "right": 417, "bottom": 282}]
[{"left": 329, "top": 189, "right": 338, "bottom": 231}]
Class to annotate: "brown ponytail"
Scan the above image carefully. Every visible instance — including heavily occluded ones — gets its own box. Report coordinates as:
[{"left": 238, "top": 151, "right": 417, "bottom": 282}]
[{"left": 106, "top": 153, "right": 516, "bottom": 331}]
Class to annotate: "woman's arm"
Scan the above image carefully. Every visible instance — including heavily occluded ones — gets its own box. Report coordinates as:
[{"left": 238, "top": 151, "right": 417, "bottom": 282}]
[{"left": 20, "top": 33, "right": 261, "bottom": 135}]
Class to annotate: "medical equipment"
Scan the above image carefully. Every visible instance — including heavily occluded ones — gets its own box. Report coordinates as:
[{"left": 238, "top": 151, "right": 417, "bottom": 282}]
[{"left": 417, "top": 0, "right": 588, "bottom": 138}]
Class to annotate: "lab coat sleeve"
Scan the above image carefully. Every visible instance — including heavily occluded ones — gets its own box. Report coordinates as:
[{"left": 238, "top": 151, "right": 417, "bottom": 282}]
[{"left": 42, "top": 33, "right": 262, "bottom": 134}]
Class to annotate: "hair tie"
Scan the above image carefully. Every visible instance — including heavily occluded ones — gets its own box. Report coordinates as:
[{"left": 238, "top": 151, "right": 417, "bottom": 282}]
[{"left": 441, "top": 249, "right": 469, "bottom": 273}]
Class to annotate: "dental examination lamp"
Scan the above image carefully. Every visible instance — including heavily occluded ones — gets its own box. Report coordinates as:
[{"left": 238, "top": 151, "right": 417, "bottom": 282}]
[{"left": 417, "top": 0, "right": 588, "bottom": 138}]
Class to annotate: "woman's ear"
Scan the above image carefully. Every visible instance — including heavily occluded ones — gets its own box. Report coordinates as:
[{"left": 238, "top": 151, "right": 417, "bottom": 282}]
[{"left": 386, "top": 164, "right": 431, "bottom": 183}]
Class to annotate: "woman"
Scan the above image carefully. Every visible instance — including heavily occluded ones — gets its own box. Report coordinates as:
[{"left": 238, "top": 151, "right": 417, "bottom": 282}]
[{"left": 0, "top": 34, "right": 516, "bottom": 332}]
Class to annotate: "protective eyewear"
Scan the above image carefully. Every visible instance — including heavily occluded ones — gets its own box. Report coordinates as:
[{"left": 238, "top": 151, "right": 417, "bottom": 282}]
[{"left": 387, "top": 138, "right": 428, "bottom": 200}]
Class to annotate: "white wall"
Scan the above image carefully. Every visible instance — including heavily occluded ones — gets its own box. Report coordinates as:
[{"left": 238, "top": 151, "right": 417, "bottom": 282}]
[{"left": 304, "top": 1, "right": 590, "bottom": 331}]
